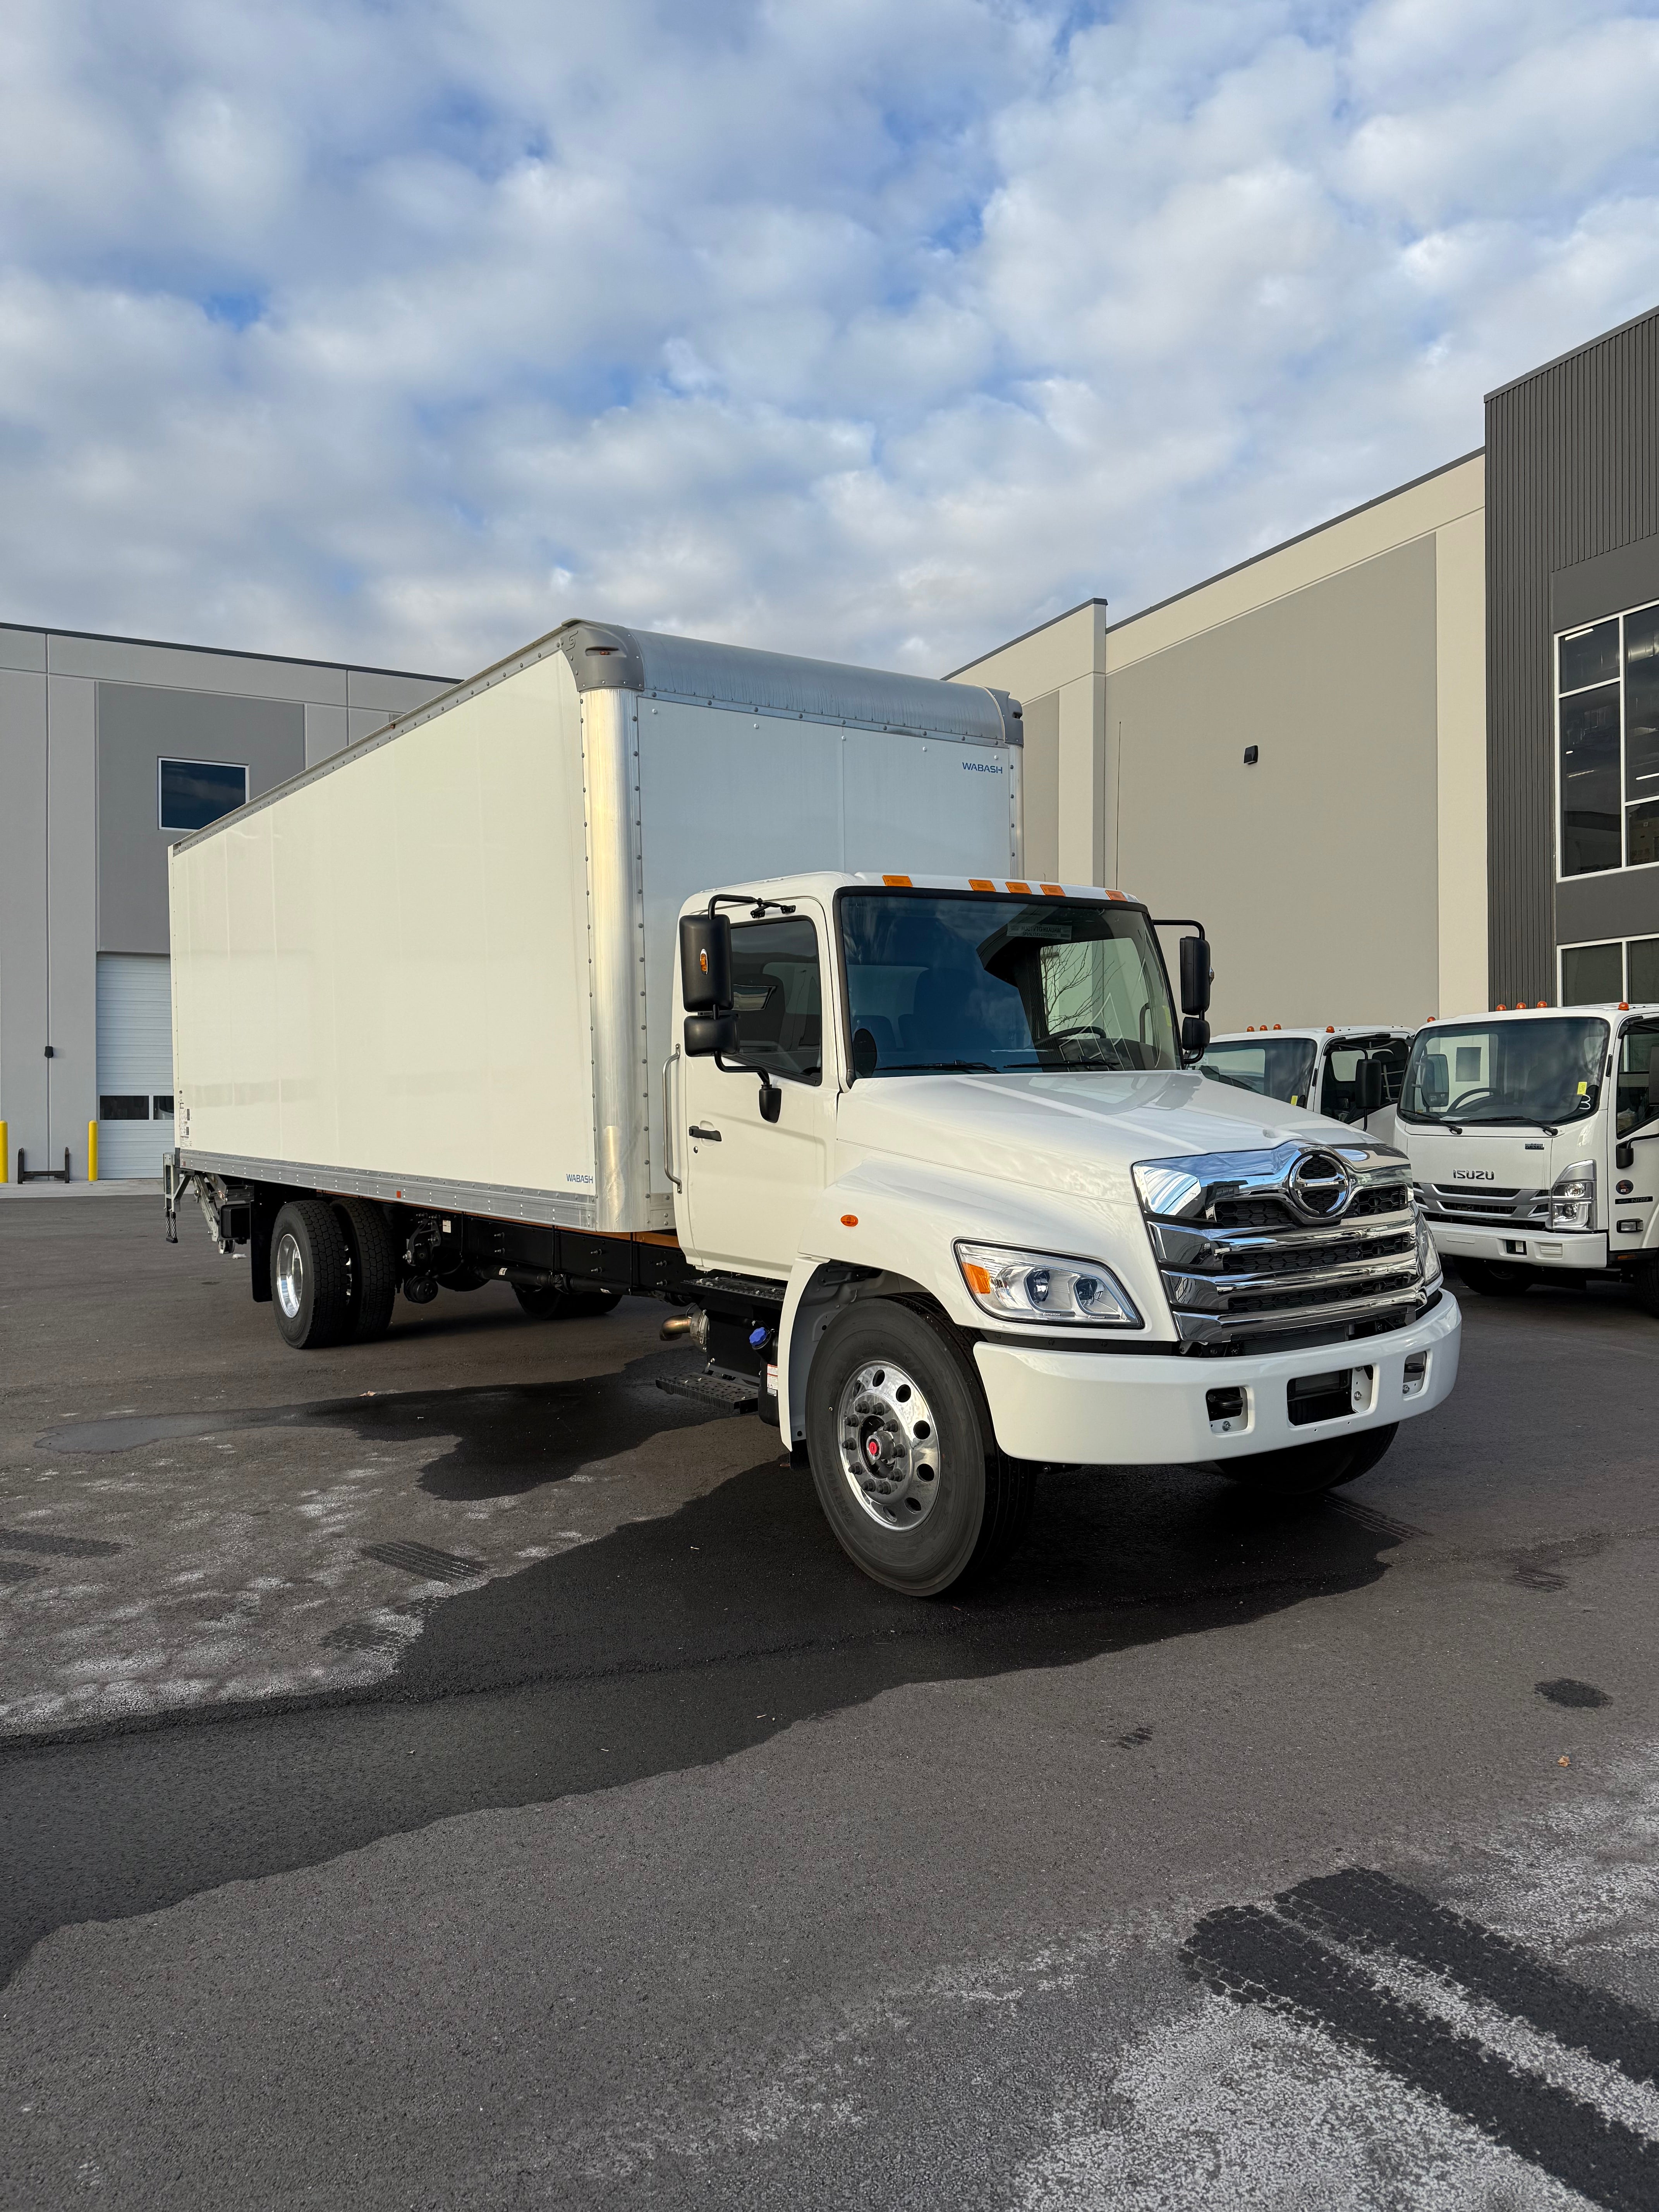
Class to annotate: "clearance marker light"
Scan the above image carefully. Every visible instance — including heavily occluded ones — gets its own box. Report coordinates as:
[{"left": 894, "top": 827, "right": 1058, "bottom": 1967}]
[
  {"left": 1006, "top": 879, "right": 1030, "bottom": 894},
  {"left": 883, "top": 873, "right": 912, "bottom": 886},
  {"left": 1106, "top": 889, "right": 1127, "bottom": 901},
  {"left": 969, "top": 878, "right": 993, "bottom": 891},
  {"left": 1273, "top": 1023, "right": 1281, "bottom": 1031},
  {"left": 840, "top": 1214, "right": 859, "bottom": 1228},
  {"left": 1041, "top": 883, "right": 1063, "bottom": 896},
  {"left": 1325, "top": 1025, "right": 1335, "bottom": 1034}
]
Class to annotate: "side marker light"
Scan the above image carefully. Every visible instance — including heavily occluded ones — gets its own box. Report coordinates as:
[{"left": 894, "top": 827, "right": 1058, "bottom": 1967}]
[{"left": 840, "top": 1214, "right": 859, "bottom": 1228}]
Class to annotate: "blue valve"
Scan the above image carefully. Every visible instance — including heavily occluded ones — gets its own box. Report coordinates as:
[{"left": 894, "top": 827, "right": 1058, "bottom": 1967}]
[{"left": 749, "top": 1326, "right": 770, "bottom": 1348}]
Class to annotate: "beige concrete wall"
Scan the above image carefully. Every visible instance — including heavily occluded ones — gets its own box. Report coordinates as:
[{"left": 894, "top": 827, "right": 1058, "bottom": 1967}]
[
  {"left": 1110, "top": 538, "right": 1440, "bottom": 1030},
  {"left": 950, "top": 452, "right": 1489, "bottom": 1018}
]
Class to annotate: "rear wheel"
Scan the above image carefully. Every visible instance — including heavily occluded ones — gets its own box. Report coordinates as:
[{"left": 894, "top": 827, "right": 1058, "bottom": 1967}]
[
  {"left": 270, "top": 1199, "right": 350, "bottom": 1349},
  {"left": 333, "top": 1197, "right": 397, "bottom": 1342},
  {"left": 1224, "top": 1422, "right": 1399, "bottom": 1499},
  {"left": 512, "top": 1283, "right": 622, "bottom": 1321},
  {"left": 805, "top": 1298, "right": 1034, "bottom": 1595},
  {"left": 1455, "top": 1257, "right": 1535, "bottom": 1298}
]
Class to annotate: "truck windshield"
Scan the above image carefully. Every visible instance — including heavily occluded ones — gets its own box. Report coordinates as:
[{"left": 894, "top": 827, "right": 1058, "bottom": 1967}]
[
  {"left": 1198, "top": 1036, "right": 1317, "bottom": 1107},
  {"left": 1400, "top": 1017, "right": 1608, "bottom": 1127},
  {"left": 838, "top": 891, "right": 1178, "bottom": 1075}
]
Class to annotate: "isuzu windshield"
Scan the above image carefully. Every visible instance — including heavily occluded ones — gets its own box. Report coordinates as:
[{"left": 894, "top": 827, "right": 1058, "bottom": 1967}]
[
  {"left": 839, "top": 891, "right": 1178, "bottom": 1075},
  {"left": 1400, "top": 1017, "right": 1608, "bottom": 1127}
]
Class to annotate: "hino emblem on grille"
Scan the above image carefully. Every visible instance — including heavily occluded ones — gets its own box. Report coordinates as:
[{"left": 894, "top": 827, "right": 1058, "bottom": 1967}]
[{"left": 1286, "top": 1148, "right": 1354, "bottom": 1221}]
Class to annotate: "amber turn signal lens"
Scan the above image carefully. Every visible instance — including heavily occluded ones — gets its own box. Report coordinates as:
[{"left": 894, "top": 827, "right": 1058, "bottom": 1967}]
[
  {"left": 962, "top": 1261, "right": 991, "bottom": 1295},
  {"left": 840, "top": 1213, "right": 859, "bottom": 1227}
]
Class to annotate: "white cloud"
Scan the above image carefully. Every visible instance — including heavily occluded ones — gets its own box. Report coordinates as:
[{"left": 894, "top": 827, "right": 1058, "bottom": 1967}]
[{"left": 0, "top": 0, "right": 1657, "bottom": 679}]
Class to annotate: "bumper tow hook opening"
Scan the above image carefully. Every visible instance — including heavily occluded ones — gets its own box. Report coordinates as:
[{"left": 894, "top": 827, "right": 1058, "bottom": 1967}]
[{"left": 1206, "top": 1385, "right": 1246, "bottom": 1434}]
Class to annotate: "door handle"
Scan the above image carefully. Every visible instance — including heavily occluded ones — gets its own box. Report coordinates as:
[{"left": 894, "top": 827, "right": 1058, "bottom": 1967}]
[
  {"left": 688, "top": 1125, "right": 722, "bottom": 1142},
  {"left": 662, "top": 1050, "right": 681, "bottom": 1190}
]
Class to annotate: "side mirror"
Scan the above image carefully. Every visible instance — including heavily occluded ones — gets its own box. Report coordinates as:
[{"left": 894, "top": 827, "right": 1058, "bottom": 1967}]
[
  {"left": 1422, "top": 1051, "right": 1449, "bottom": 1111},
  {"left": 1179, "top": 935, "right": 1211, "bottom": 1018},
  {"left": 1358, "top": 1059, "right": 1387, "bottom": 1115},
  {"left": 680, "top": 913, "right": 733, "bottom": 1012},
  {"left": 684, "top": 1011, "right": 738, "bottom": 1058},
  {"left": 1181, "top": 1015, "right": 1210, "bottom": 1063}
]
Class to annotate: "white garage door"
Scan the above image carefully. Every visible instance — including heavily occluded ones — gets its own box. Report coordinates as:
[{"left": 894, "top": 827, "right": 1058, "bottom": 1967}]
[{"left": 96, "top": 954, "right": 174, "bottom": 1180}]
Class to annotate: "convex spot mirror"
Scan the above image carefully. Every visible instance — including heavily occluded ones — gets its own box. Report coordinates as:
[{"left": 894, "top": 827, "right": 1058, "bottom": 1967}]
[
  {"left": 680, "top": 913, "right": 733, "bottom": 1012},
  {"left": 684, "top": 1012, "right": 738, "bottom": 1058},
  {"left": 1179, "top": 936, "right": 1212, "bottom": 1018},
  {"left": 1181, "top": 1015, "right": 1210, "bottom": 1062}
]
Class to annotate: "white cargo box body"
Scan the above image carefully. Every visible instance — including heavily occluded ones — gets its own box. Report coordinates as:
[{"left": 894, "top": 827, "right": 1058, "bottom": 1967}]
[{"left": 169, "top": 620, "right": 1024, "bottom": 1234}]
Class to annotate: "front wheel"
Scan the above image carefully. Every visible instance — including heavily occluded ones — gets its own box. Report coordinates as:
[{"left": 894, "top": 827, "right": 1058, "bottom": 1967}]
[
  {"left": 1223, "top": 1422, "right": 1399, "bottom": 1500},
  {"left": 1455, "top": 1257, "right": 1534, "bottom": 1298},
  {"left": 805, "top": 1298, "right": 1034, "bottom": 1595}
]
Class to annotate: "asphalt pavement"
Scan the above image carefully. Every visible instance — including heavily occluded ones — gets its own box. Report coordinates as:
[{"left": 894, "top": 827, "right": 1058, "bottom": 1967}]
[{"left": 3, "top": 1196, "right": 1659, "bottom": 2208}]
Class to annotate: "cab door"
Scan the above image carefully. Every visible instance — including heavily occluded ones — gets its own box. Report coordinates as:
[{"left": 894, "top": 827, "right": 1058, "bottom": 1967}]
[
  {"left": 679, "top": 907, "right": 836, "bottom": 1276},
  {"left": 1613, "top": 1020, "right": 1659, "bottom": 1257}
]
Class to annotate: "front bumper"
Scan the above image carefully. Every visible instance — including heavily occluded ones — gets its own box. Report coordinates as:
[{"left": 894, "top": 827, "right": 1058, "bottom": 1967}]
[
  {"left": 1427, "top": 1220, "right": 1607, "bottom": 1271},
  {"left": 972, "top": 1294, "right": 1460, "bottom": 1465}
]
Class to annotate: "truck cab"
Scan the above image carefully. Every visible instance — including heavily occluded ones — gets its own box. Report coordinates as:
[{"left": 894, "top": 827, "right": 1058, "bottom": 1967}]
[
  {"left": 1198, "top": 1026, "right": 1413, "bottom": 1146},
  {"left": 1397, "top": 1002, "right": 1659, "bottom": 1308},
  {"left": 670, "top": 874, "right": 1459, "bottom": 1593}
]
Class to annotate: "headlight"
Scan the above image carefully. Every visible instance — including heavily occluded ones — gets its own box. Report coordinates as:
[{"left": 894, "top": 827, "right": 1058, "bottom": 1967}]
[
  {"left": 1548, "top": 1161, "right": 1596, "bottom": 1231},
  {"left": 1415, "top": 1212, "right": 1443, "bottom": 1292},
  {"left": 955, "top": 1241, "right": 1141, "bottom": 1328}
]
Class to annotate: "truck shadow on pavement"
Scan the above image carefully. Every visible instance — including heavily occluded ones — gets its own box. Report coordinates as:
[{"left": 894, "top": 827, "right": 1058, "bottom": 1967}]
[{"left": 0, "top": 1403, "right": 1411, "bottom": 1991}]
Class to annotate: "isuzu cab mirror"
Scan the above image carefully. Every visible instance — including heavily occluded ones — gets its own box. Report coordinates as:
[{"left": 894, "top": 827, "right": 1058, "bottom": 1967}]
[
  {"left": 1179, "top": 935, "right": 1212, "bottom": 1017},
  {"left": 684, "top": 1010, "right": 739, "bottom": 1058},
  {"left": 1358, "top": 1058, "right": 1387, "bottom": 1116},
  {"left": 680, "top": 913, "right": 733, "bottom": 1011},
  {"left": 1422, "top": 1051, "right": 1449, "bottom": 1110}
]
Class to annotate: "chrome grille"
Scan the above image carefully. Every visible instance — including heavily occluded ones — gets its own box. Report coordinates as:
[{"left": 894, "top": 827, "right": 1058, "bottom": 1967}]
[
  {"left": 1424, "top": 1182, "right": 1546, "bottom": 1226},
  {"left": 1134, "top": 1142, "right": 1432, "bottom": 1352}
]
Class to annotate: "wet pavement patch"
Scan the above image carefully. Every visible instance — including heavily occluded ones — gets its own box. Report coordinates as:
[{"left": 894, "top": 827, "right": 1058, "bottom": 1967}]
[
  {"left": 0, "top": 1459, "right": 1402, "bottom": 1992},
  {"left": 0, "top": 1527, "right": 123, "bottom": 1559},
  {"left": 32, "top": 1350, "right": 730, "bottom": 1502},
  {"left": 1537, "top": 1678, "right": 1612, "bottom": 1708}
]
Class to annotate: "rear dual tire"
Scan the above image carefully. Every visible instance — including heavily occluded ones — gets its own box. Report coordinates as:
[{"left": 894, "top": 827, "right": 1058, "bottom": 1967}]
[
  {"left": 270, "top": 1197, "right": 398, "bottom": 1348},
  {"left": 805, "top": 1298, "right": 1034, "bottom": 1596}
]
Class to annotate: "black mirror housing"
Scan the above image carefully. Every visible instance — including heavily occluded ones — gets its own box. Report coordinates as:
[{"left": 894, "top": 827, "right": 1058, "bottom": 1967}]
[
  {"left": 1181, "top": 1014, "right": 1210, "bottom": 1063},
  {"left": 680, "top": 913, "right": 733, "bottom": 1012},
  {"left": 1179, "top": 936, "right": 1211, "bottom": 1018},
  {"left": 684, "top": 1011, "right": 738, "bottom": 1058},
  {"left": 1358, "top": 1058, "right": 1387, "bottom": 1114}
]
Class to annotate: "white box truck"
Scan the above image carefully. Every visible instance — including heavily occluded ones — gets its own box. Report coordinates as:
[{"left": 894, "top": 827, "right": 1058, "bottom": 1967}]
[
  {"left": 1197, "top": 1026, "right": 1415, "bottom": 1146},
  {"left": 1396, "top": 1000, "right": 1659, "bottom": 1309},
  {"left": 166, "top": 619, "right": 1460, "bottom": 1594}
]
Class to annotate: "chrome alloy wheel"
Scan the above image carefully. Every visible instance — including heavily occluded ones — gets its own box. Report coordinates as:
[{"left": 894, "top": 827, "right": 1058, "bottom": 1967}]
[
  {"left": 835, "top": 1359, "right": 941, "bottom": 1530},
  {"left": 274, "top": 1230, "right": 305, "bottom": 1321}
]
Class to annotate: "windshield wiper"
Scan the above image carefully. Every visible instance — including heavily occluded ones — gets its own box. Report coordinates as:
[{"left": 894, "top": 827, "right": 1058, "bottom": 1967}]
[
  {"left": 878, "top": 1060, "right": 1001, "bottom": 1075},
  {"left": 1440, "top": 1113, "right": 1565, "bottom": 1133}
]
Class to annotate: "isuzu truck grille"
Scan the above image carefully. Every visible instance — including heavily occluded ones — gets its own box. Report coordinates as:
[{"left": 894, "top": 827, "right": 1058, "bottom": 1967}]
[
  {"left": 1133, "top": 1142, "right": 1434, "bottom": 1353},
  {"left": 1424, "top": 1183, "right": 1548, "bottom": 1226}
]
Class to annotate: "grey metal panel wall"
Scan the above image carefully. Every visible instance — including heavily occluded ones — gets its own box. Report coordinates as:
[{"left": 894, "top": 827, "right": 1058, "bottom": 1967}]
[{"left": 1486, "top": 307, "right": 1659, "bottom": 1004}]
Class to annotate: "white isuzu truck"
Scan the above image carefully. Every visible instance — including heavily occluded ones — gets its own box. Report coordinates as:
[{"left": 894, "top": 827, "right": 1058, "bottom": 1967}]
[
  {"left": 1397, "top": 1001, "right": 1659, "bottom": 1311},
  {"left": 165, "top": 620, "right": 1460, "bottom": 1594}
]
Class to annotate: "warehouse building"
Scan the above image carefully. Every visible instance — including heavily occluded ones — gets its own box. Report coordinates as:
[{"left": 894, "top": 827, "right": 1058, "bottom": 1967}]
[
  {"left": 953, "top": 302, "right": 1659, "bottom": 1031},
  {"left": 0, "top": 627, "right": 450, "bottom": 1181}
]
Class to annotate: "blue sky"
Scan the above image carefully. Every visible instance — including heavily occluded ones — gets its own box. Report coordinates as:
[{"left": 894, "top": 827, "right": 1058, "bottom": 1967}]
[{"left": 2, "top": 0, "right": 1659, "bottom": 677}]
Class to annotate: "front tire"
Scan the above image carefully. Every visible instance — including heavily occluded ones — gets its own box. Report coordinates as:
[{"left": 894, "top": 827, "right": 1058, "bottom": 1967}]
[
  {"left": 804, "top": 1298, "right": 1034, "bottom": 1595},
  {"left": 270, "top": 1199, "right": 351, "bottom": 1349},
  {"left": 1224, "top": 1422, "right": 1399, "bottom": 1499},
  {"left": 1456, "top": 1257, "right": 1534, "bottom": 1298}
]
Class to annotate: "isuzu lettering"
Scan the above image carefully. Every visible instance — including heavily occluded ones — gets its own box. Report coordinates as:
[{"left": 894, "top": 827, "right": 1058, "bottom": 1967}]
[{"left": 164, "top": 621, "right": 1460, "bottom": 1594}]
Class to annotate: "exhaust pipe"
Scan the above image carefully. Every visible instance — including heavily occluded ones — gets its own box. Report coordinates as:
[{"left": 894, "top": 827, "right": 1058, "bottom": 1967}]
[{"left": 660, "top": 1309, "right": 709, "bottom": 1346}]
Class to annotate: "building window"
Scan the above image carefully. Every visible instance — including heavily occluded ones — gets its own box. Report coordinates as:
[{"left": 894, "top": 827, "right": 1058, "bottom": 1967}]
[
  {"left": 158, "top": 758, "right": 248, "bottom": 834},
  {"left": 1558, "top": 601, "right": 1659, "bottom": 877},
  {"left": 152, "top": 1095, "right": 174, "bottom": 1119},
  {"left": 1561, "top": 935, "right": 1659, "bottom": 1004},
  {"left": 99, "top": 1094, "right": 150, "bottom": 1120}
]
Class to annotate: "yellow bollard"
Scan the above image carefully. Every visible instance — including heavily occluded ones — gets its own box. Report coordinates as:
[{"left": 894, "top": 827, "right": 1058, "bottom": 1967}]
[
  {"left": 88, "top": 1119, "right": 98, "bottom": 1183},
  {"left": 0, "top": 1121, "right": 7, "bottom": 1182}
]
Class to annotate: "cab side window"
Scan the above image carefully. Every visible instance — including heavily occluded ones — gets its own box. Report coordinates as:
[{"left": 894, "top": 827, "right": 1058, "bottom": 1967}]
[
  {"left": 1319, "top": 1037, "right": 1407, "bottom": 1121},
  {"left": 1616, "top": 1023, "right": 1659, "bottom": 1135},
  {"left": 729, "top": 917, "right": 823, "bottom": 1084}
]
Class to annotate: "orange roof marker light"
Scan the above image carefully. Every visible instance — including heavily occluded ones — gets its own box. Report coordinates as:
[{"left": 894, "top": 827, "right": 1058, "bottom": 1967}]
[
  {"left": 882, "top": 874, "right": 912, "bottom": 887},
  {"left": 969, "top": 878, "right": 994, "bottom": 891},
  {"left": 1273, "top": 1023, "right": 1282, "bottom": 1031},
  {"left": 1006, "top": 880, "right": 1030, "bottom": 894},
  {"left": 1620, "top": 1001, "right": 1631, "bottom": 1011},
  {"left": 1326, "top": 1025, "right": 1335, "bottom": 1034},
  {"left": 1537, "top": 1001, "right": 1548, "bottom": 1008},
  {"left": 1105, "top": 890, "right": 1127, "bottom": 902},
  {"left": 840, "top": 1214, "right": 859, "bottom": 1228},
  {"left": 1041, "top": 883, "right": 1064, "bottom": 896}
]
